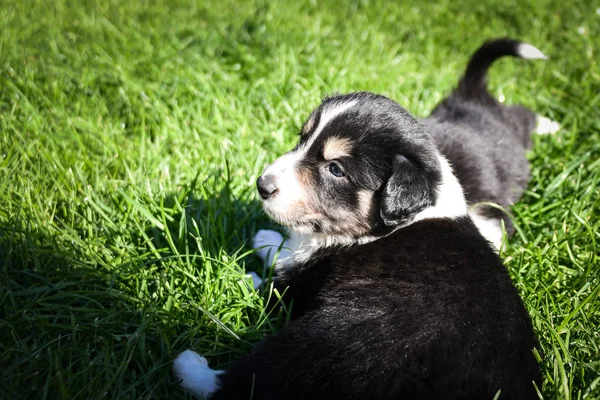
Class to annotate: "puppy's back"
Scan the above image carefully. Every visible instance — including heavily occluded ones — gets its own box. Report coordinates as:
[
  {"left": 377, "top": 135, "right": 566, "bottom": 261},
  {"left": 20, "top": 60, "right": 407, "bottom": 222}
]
[
  {"left": 320, "top": 216, "right": 540, "bottom": 399},
  {"left": 212, "top": 217, "right": 541, "bottom": 400}
]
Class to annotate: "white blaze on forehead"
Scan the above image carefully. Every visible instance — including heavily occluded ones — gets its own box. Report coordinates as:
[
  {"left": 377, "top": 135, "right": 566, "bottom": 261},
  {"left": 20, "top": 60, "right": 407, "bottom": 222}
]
[
  {"left": 264, "top": 99, "right": 358, "bottom": 180},
  {"left": 299, "top": 100, "right": 358, "bottom": 155},
  {"left": 264, "top": 151, "right": 299, "bottom": 175}
]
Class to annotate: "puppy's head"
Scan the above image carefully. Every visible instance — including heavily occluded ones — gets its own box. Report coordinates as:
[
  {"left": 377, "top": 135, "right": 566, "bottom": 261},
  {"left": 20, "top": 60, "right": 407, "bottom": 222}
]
[{"left": 257, "top": 92, "right": 459, "bottom": 240}]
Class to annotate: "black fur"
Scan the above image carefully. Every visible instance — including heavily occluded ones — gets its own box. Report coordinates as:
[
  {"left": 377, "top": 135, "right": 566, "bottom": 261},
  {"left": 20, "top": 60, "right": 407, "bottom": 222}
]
[
  {"left": 212, "top": 218, "right": 540, "bottom": 399},
  {"left": 425, "top": 38, "right": 539, "bottom": 233},
  {"left": 381, "top": 154, "right": 438, "bottom": 225}
]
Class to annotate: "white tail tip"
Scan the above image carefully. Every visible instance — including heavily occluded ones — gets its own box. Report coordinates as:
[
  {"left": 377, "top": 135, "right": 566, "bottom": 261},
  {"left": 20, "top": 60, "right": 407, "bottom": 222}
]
[{"left": 516, "top": 43, "right": 548, "bottom": 60}]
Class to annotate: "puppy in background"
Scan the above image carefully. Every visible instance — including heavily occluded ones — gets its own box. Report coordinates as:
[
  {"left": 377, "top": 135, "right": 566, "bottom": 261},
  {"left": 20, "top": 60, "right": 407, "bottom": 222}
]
[
  {"left": 172, "top": 39, "right": 548, "bottom": 399},
  {"left": 425, "top": 38, "right": 558, "bottom": 248}
]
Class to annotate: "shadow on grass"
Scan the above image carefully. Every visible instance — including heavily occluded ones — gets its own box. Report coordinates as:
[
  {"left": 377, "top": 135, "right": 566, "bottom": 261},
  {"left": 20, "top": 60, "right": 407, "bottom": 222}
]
[
  {"left": 0, "top": 228, "right": 177, "bottom": 398},
  {"left": 0, "top": 183, "right": 283, "bottom": 398},
  {"left": 145, "top": 186, "right": 271, "bottom": 271}
]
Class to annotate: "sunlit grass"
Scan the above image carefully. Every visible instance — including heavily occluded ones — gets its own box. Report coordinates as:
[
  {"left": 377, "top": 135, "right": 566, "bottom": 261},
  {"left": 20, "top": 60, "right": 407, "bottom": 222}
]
[{"left": 1, "top": 0, "right": 598, "bottom": 398}]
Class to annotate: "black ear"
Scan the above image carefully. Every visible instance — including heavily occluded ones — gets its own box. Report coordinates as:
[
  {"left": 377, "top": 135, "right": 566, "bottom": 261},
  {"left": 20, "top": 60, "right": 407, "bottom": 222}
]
[{"left": 380, "top": 155, "right": 437, "bottom": 226}]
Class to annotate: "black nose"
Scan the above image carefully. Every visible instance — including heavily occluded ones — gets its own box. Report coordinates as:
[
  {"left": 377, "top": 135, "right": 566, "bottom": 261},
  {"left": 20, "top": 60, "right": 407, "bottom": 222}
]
[{"left": 257, "top": 175, "right": 278, "bottom": 200}]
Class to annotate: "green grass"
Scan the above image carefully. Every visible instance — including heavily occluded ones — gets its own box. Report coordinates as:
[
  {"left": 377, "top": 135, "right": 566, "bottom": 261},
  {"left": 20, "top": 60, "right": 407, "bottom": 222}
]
[{"left": 1, "top": 0, "right": 598, "bottom": 398}]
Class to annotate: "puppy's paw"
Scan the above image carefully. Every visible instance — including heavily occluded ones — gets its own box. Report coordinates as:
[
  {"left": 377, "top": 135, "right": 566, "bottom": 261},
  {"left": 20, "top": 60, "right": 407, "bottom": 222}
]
[
  {"left": 173, "top": 350, "right": 222, "bottom": 398},
  {"left": 535, "top": 115, "right": 560, "bottom": 135},
  {"left": 252, "top": 229, "right": 285, "bottom": 262},
  {"left": 253, "top": 229, "right": 284, "bottom": 248},
  {"left": 174, "top": 349, "right": 209, "bottom": 369}
]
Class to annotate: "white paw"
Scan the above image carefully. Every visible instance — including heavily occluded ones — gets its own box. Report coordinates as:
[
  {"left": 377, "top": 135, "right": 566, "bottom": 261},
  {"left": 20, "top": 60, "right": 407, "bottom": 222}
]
[
  {"left": 173, "top": 350, "right": 223, "bottom": 398},
  {"left": 535, "top": 115, "right": 560, "bottom": 135},
  {"left": 252, "top": 229, "right": 285, "bottom": 263},
  {"left": 246, "top": 271, "right": 263, "bottom": 290}
]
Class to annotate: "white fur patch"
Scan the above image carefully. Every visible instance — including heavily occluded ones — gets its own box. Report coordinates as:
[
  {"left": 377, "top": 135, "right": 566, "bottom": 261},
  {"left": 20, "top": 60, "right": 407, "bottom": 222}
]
[
  {"left": 516, "top": 43, "right": 548, "bottom": 60},
  {"left": 173, "top": 350, "right": 223, "bottom": 398},
  {"left": 252, "top": 229, "right": 291, "bottom": 266},
  {"left": 276, "top": 230, "right": 320, "bottom": 267},
  {"left": 300, "top": 100, "right": 358, "bottom": 154},
  {"left": 469, "top": 210, "right": 503, "bottom": 251},
  {"left": 275, "top": 229, "right": 378, "bottom": 268},
  {"left": 261, "top": 153, "right": 303, "bottom": 216},
  {"left": 535, "top": 115, "right": 560, "bottom": 135},
  {"left": 412, "top": 154, "right": 468, "bottom": 223}
]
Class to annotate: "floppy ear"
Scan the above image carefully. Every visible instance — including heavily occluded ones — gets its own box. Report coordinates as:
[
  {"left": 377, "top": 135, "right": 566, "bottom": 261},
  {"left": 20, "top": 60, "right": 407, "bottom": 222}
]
[{"left": 380, "top": 154, "right": 437, "bottom": 226}]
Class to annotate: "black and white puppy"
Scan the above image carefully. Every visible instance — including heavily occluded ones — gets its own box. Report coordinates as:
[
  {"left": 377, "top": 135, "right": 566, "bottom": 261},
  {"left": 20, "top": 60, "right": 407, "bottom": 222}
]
[
  {"left": 173, "top": 39, "right": 546, "bottom": 399},
  {"left": 424, "top": 39, "right": 558, "bottom": 248}
]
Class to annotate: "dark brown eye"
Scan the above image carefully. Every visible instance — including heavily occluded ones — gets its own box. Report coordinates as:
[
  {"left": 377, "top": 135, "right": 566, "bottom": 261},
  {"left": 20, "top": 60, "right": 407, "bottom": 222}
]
[{"left": 328, "top": 162, "right": 345, "bottom": 178}]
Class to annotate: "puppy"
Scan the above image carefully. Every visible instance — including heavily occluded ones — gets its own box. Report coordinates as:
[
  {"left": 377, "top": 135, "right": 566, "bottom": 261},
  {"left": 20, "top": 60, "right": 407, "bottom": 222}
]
[
  {"left": 424, "top": 38, "right": 558, "bottom": 249},
  {"left": 173, "top": 39, "right": 543, "bottom": 399}
]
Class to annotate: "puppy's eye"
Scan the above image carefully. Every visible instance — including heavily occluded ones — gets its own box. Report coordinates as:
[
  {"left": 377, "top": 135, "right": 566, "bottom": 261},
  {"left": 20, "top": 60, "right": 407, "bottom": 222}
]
[{"left": 328, "top": 162, "right": 345, "bottom": 178}]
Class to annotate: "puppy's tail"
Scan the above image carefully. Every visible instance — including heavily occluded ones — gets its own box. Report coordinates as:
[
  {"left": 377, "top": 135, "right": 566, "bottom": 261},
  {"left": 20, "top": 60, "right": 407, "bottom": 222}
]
[{"left": 458, "top": 38, "right": 547, "bottom": 101}]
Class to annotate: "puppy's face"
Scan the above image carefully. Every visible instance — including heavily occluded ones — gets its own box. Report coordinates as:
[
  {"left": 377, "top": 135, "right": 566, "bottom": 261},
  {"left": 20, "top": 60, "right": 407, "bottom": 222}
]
[{"left": 257, "top": 93, "right": 442, "bottom": 239}]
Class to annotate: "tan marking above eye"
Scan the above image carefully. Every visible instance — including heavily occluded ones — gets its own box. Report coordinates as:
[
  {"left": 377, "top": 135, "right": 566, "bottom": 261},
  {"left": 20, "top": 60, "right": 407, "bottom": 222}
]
[{"left": 323, "top": 137, "right": 352, "bottom": 160}]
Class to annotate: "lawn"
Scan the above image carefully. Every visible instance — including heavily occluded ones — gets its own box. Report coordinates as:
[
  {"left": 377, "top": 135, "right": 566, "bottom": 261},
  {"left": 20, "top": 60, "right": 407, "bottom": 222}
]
[{"left": 1, "top": 0, "right": 598, "bottom": 398}]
